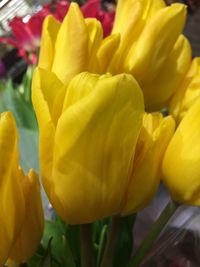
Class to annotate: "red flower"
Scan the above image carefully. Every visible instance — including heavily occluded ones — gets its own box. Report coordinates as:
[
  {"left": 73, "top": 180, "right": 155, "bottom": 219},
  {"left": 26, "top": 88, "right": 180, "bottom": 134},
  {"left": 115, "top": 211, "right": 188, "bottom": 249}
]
[{"left": 0, "top": 5, "right": 51, "bottom": 64}]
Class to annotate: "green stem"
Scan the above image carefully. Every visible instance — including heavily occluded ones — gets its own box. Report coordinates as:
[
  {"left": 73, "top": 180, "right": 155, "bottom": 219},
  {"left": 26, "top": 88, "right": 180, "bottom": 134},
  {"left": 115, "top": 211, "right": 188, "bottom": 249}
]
[
  {"left": 80, "top": 224, "right": 94, "bottom": 267},
  {"left": 100, "top": 216, "right": 121, "bottom": 267},
  {"left": 128, "top": 200, "right": 179, "bottom": 267}
]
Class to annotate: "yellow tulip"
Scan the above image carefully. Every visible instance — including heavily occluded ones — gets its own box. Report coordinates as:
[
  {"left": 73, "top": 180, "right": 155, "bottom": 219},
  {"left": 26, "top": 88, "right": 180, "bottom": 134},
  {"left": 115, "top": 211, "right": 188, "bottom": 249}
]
[
  {"left": 170, "top": 57, "right": 200, "bottom": 123},
  {"left": 32, "top": 68, "right": 146, "bottom": 224},
  {"left": 39, "top": 3, "right": 104, "bottom": 85},
  {"left": 0, "top": 112, "right": 44, "bottom": 266},
  {"left": 122, "top": 112, "right": 175, "bottom": 214},
  {"left": 162, "top": 96, "right": 200, "bottom": 205},
  {"left": 111, "top": 0, "right": 191, "bottom": 110}
]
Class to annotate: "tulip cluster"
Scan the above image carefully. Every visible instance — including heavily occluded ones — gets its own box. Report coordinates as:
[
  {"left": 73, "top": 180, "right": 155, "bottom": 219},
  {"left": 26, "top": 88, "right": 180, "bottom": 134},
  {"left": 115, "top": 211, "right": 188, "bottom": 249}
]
[
  {"left": 2, "top": 0, "right": 200, "bottom": 265},
  {"left": 35, "top": 0, "right": 199, "bottom": 226}
]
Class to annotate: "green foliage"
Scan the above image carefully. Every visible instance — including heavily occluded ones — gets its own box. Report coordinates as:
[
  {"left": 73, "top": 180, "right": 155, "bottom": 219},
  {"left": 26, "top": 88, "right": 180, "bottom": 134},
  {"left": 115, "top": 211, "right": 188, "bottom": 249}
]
[{"left": 0, "top": 67, "right": 38, "bottom": 130}]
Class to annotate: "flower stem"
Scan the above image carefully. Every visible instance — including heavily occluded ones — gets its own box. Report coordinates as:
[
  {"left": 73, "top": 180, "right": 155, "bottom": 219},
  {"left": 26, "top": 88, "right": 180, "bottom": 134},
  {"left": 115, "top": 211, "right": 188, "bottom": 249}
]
[
  {"left": 100, "top": 216, "right": 121, "bottom": 267},
  {"left": 80, "top": 224, "right": 94, "bottom": 267},
  {"left": 128, "top": 200, "right": 179, "bottom": 267}
]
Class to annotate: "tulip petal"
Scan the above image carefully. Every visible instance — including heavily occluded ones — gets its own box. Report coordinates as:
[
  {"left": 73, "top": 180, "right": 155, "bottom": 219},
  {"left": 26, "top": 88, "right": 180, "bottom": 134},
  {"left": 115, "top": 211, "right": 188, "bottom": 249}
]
[
  {"left": 32, "top": 68, "right": 63, "bottom": 191},
  {"left": 142, "top": 35, "right": 191, "bottom": 110},
  {"left": 52, "top": 3, "right": 89, "bottom": 84},
  {"left": 85, "top": 18, "right": 103, "bottom": 72},
  {"left": 122, "top": 113, "right": 175, "bottom": 214},
  {"left": 126, "top": 4, "right": 186, "bottom": 81},
  {"left": 97, "top": 33, "right": 120, "bottom": 73},
  {"left": 163, "top": 97, "right": 200, "bottom": 205},
  {"left": 50, "top": 72, "right": 144, "bottom": 224},
  {"left": 9, "top": 170, "right": 44, "bottom": 262},
  {"left": 113, "top": 0, "right": 165, "bottom": 36},
  {"left": 170, "top": 57, "right": 200, "bottom": 122},
  {"left": 38, "top": 15, "right": 60, "bottom": 71}
]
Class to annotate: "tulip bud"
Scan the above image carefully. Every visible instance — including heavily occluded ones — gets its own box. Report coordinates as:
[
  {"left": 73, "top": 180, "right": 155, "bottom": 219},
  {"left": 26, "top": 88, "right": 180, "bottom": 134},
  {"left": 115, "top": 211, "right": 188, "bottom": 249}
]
[
  {"left": 0, "top": 112, "right": 44, "bottom": 266},
  {"left": 122, "top": 112, "right": 175, "bottom": 214},
  {"left": 163, "top": 97, "right": 200, "bottom": 205},
  {"left": 170, "top": 57, "right": 200, "bottom": 123},
  {"left": 32, "top": 68, "right": 144, "bottom": 224}
]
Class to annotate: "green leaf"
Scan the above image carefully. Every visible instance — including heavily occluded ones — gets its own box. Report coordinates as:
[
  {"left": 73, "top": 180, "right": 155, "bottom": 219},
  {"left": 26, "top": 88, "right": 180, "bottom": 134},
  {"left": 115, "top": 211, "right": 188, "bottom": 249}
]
[
  {"left": 96, "top": 225, "right": 108, "bottom": 267},
  {"left": 0, "top": 68, "right": 37, "bottom": 130}
]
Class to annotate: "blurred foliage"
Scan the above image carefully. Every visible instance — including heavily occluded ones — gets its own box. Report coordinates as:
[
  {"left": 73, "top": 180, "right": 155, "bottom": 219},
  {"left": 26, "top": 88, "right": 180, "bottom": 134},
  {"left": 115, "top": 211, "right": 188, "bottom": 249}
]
[{"left": 0, "top": 66, "right": 38, "bottom": 130}]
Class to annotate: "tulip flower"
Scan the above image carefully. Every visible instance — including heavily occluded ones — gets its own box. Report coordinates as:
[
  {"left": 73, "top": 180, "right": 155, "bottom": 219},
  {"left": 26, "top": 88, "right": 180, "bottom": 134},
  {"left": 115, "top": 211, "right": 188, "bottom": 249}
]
[
  {"left": 169, "top": 57, "right": 200, "bottom": 123},
  {"left": 39, "top": 3, "right": 104, "bottom": 84},
  {"left": 32, "top": 68, "right": 146, "bottom": 224},
  {"left": 0, "top": 112, "right": 44, "bottom": 266},
  {"left": 162, "top": 96, "right": 200, "bottom": 205},
  {"left": 122, "top": 112, "right": 175, "bottom": 214},
  {"left": 110, "top": 0, "right": 191, "bottom": 110}
]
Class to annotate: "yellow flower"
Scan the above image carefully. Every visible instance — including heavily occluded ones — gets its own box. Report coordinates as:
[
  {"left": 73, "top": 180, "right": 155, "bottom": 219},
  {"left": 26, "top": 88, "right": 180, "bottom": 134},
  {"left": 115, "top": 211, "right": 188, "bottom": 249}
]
[
  {"left": 170, "top": 57, "right": 200, "bottom": 123},
  {"left": 162, "top": 96, "right": 200, "bottom": 205},
  {"left": 38, "top": 0, "right": 191, "bottom": 111},
  {"left": 32, "top": 68, "right": 146, "bottom": 224},
  {"left": 0, "top": 112, "right": 44, "bottom": 266},
  {"left": 39, "top": 3, "right": 103, "bottom": 84},
  {"left": 32, "top": 67, "right": 175, "bottom": 223},
  {"left": 122, "top": 112, "right": 175, "bottom": 214},
  {"left": 111, "top": 0, "right": 191, "bottom": 110}
]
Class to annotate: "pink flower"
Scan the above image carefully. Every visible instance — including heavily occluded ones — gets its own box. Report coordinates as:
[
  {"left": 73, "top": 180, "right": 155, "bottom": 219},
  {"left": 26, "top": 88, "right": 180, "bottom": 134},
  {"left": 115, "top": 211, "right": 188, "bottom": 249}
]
[{"left": 0, "top": 5, "right": 51, "bottom": 64}]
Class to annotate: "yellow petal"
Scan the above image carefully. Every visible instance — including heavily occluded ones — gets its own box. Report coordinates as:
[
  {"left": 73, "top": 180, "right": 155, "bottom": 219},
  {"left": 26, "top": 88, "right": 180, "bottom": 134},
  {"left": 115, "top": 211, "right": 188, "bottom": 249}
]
[
  {"left": 162, "top": 97, "right": 200, "bottom": 205},
  {"left": 126, "top": 4, "right": 186, "bottom": 80},
  {"left": 85, "top": 18, "right": 103, "bottom": 72},
  {"left": 38, "top": 15, "right": 60, "bottom": 71},
  {"left": 142, "top": 35, "right": 191, "bottom": 110},
  {"left": 31, "top": 68, "right": 60, "bottom": 192},
  {"left": 49, "top": 72, "right": 144, "bottom": 224},
  {"left": 97, "top": 33, "right": 120, "bottom": 73},
  {"left": 0, "top": 112, "right": 25, "bottom": 266},
  {"left": 122, "top": 113, "right": 175, "bottom": 214},
  {"left": 112, "top": 0, "right": 165, "bottom": 36},
  {"left": 9, "top": 170, "right": 44, "bottom": 263},
  {"left": 52, "top": 3, "right": 89, "bottom": 84},
  {"left": 170, "top": 57, "right": 200, "bottom": 122}
]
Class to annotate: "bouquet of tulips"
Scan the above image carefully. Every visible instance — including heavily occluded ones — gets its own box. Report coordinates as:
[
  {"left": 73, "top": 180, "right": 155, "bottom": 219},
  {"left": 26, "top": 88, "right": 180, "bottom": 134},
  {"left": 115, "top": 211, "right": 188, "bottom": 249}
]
[{"left": 1, "top": 0, "right": 200, "bottom": 266}]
